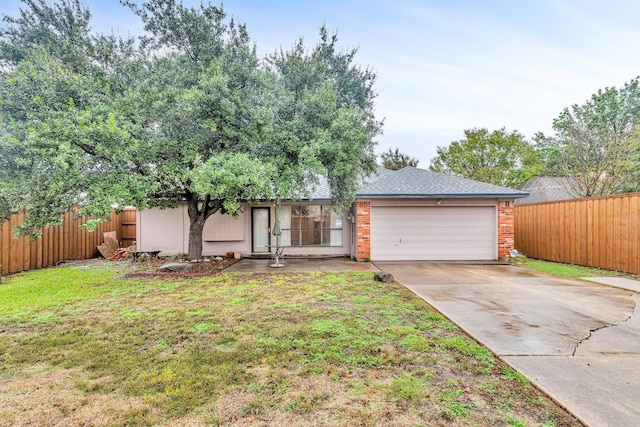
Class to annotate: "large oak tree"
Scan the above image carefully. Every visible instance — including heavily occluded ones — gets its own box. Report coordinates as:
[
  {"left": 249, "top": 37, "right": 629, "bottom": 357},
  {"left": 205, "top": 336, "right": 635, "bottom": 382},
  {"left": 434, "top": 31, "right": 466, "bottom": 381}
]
[{"left": 0, "top": 0, "right": 382, "bottom": 259}]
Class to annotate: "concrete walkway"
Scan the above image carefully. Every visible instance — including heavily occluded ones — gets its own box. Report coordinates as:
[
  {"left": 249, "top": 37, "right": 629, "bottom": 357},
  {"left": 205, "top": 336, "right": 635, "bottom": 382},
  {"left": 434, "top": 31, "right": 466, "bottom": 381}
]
[
  {"left": 376, "top": 262, "right": 640, "bottom": 427},
  {"left": 225, "top": 257, "right": 380, "bottom": 273},
  {"left": 583, "top": 276, "right": 640, "bottom": 293}
]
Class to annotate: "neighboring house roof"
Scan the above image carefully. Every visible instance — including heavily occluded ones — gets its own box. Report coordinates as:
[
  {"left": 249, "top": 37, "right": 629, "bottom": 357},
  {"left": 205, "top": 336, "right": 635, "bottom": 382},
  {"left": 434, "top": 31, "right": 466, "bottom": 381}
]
[
  {"left": 515, "top": 177, "right": 576, "bottom": 205},
  {"left": 356, "top": 166, "right": 529, "bottom": 199}
]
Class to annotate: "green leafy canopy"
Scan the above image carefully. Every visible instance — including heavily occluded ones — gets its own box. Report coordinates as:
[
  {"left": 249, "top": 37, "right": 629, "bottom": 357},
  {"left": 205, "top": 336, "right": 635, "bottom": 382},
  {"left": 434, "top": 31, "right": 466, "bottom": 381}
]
[
  {"left": 0, "top": 0, "right": 383, "bottom": 259},
  {"left": 545, "top": 78, "right": 640, "bottom": 197},
  {"left": 429, "top": 127, "right": 541, "bottom": 188}
]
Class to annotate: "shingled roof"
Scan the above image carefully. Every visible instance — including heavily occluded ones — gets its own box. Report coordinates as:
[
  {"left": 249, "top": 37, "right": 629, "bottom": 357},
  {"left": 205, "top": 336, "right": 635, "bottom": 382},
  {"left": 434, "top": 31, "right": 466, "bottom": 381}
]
[
  {"left": 303, "top": 166, "right": 397, "bottom": 200},
  {"left": 515, "top": 177, "right": 576, "bottom": 205},
  {"left": 357, "top": 166, "right": 529, "bottom": 199}
]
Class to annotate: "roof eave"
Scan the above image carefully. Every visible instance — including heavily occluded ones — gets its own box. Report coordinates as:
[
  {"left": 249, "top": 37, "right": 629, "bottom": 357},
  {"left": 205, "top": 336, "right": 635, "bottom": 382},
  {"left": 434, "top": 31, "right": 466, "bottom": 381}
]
[
  {"left": 279, "top": 198, "right": 333, "bottom": 202},
  {"left": 355, "top": 193, "right": 530, "bottom": 199}
]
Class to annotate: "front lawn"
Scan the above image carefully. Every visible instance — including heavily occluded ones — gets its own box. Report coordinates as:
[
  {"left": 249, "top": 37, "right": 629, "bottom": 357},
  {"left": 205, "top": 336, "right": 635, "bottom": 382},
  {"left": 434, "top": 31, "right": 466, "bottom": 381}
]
[{"left": 0, "top": 261, "right": 579, "bottom": 426}]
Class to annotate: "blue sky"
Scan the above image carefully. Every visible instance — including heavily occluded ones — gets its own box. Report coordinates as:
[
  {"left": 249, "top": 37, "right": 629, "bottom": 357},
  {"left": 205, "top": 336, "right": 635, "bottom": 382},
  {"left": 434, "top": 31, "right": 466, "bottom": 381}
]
[{"left": 3, "top": 0, "right": 640, "bottom": 166}]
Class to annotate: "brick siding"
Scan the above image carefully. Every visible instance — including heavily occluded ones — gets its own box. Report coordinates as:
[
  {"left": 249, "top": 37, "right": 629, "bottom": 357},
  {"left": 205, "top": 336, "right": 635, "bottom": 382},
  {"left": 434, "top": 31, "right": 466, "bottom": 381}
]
[
  {"left": 497, "top": 200, "right": 515, "bottom": 259},
  {"left": 355, "top": 201, "right": 371, "bottom": 260}
]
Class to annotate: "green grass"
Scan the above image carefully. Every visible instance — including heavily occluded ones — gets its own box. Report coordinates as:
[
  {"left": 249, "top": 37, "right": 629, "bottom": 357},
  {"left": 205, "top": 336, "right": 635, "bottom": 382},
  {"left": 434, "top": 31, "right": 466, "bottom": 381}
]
[
  {"left": 518, "top": 258, "right": 640, "bottom": 280},
  {"left": 389, "top": 372, "right": 425, "bottom": 404},
  {"left": 0, "top": 262, "right": 581, "bottom": 426},
  {"left": 502, "top": 366, "right": 531, "bottom": 384},
  {"left": 0, "top": 265, "right": 116, "bottom": 317},
  {"left": 438, "top": 387, "right": 471, "bottom": 419}
]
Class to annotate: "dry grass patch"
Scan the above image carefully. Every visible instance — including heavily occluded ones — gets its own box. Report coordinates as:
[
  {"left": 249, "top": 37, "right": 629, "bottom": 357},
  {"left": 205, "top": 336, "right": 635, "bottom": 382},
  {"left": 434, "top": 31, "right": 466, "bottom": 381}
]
[
  {"left": 0, "top": 367, "right": 153, "bottom": 426},
  {"left": 0, "top": 261, "right": 581, "bottom": 426}
]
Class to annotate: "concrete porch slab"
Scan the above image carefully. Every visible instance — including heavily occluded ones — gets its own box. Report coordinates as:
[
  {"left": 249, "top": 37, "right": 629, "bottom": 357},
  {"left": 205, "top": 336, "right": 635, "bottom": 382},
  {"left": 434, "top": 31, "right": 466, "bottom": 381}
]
[{"left": 224, "top": 257, "right": 380, "bottom": 273}]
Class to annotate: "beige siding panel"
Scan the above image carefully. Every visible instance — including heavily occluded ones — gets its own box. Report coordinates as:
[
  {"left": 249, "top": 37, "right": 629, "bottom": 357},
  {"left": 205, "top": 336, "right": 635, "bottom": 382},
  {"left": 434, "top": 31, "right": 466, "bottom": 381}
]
[
  {"left": 202, "top": 209, "right": 252, "bottom": 256},
  {"left": 137, "top": 207, "right": 187, "bottom": 255},
  {"left": 203, "top": 211, "right": 245, "bottom": 241},
  {"left": 371, "top": 206, "right": 496, "bottom": 261}
]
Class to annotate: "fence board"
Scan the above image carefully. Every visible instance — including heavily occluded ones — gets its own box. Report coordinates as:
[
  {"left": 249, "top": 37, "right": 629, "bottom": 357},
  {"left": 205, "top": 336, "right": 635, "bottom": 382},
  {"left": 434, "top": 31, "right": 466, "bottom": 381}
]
[
  {"left": 606, "top": 198, "right": 615, "bottom": 271},
  {"left": 586, "top": 200, "right": 593, "bottom": 265},
  {"left": 516, "top": 193, "right": 640, "bottom": 275},
  {"left": 578, "top": 200, "right": 587, "bottom": 266},
  {"left": 594, "top": 199, "right": 604, "bottom": 268},
  {"left": 630, "top": 196, "right": 639, "bottom": 274},
  {"left": 621, "top": 197, "right": 630, "bottom": 273},
  {"left": 119, "top": 209, "right": 137, "bottom": 248},
  {"left": 0, "top": 208, "right": 136, "bottom": 275}
]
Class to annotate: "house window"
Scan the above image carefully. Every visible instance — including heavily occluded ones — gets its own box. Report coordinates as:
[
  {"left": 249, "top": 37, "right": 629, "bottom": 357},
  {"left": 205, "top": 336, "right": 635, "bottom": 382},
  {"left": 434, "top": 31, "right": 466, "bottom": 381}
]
[{"left": 279, "top": 205, "right": 342, "bottom": 247}]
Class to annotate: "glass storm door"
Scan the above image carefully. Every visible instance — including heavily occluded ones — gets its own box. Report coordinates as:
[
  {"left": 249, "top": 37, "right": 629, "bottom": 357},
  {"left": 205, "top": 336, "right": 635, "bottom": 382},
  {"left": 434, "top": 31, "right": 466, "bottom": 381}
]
[{"left": 252, "top": 207, "right": 270, "bottom": 253}]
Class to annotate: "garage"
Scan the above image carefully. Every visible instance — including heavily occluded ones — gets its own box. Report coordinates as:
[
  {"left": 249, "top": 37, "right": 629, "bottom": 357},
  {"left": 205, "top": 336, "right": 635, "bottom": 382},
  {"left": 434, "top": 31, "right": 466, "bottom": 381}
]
[{"left": 370, "top": 206, "right": 496, "bottom": 261}]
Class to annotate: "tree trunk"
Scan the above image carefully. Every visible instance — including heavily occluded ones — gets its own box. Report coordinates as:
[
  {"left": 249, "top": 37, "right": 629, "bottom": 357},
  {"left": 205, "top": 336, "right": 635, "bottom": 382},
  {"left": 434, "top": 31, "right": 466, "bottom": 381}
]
[
  {"left": 186, "top": 196, "right": 206, "bottom": 261},
  {"left": 185, "top": 193, "right": 218, "bottom": 260},
  {"left": 187, "top": 217, "right": 205, "bottom": 261}
]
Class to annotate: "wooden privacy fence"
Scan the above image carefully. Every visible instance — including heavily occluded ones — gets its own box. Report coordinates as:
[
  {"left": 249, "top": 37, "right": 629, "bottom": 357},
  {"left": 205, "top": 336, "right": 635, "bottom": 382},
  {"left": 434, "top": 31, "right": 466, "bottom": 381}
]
[
  {"left": 515, "top": 193, "right": 640, "bottom": 275},
  {"left": 0, "top": 208, "right": 136, "bottom": 275}
]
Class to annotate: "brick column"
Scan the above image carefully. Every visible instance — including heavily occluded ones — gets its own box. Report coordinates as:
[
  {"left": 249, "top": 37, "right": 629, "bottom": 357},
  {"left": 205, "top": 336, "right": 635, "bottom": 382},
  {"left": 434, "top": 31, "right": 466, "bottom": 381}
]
[
  {"left": 355, "top": 201, "right": 371, "bottom": 261},
  {"left": 497, "top": 200, "right": 515, "bottom": 259}
]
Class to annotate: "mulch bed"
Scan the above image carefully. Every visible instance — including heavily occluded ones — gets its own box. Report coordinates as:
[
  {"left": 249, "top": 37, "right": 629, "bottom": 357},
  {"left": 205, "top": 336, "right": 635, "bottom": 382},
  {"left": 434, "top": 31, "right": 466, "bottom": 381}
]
[{"left": 121, "top": 257, "right": 239, "bottom": 279}]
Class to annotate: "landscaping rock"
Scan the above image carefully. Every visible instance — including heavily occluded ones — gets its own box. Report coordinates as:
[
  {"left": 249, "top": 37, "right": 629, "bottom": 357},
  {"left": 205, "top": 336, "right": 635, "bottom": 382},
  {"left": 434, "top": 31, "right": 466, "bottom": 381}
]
[
  {"left": 375, "top": 271, "right": 394, "bottom": 283},
  {"left": 157, "top": 262, "right": 193, "bottom": 272},
  {"left": 214, "top": 256, "right": 224, "bottom": 261}
]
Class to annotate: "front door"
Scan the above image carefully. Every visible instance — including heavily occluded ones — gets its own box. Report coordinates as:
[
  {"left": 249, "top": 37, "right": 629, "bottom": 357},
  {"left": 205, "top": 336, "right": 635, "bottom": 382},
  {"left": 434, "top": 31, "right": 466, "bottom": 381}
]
[{"left": 252, "top": 207, "right": 270, "bottom": 253}]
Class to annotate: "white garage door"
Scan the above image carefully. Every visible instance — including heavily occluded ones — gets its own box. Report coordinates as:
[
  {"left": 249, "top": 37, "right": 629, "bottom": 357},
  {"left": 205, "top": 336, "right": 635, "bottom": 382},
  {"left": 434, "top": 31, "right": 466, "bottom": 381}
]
[{"left": 370, "top": 206, "right": 496, "bottom": 261}]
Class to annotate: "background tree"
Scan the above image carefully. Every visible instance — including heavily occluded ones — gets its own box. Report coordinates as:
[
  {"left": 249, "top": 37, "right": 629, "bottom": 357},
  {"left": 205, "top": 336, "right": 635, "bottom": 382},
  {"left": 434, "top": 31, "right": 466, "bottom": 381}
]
[
  {"left": 379, "top": 147, "right": 418, "bottom": 170},
  {"left": 548, "top": 79, "right": 640, "bottom": 197},
  {"left": 532, "top": 131, "right": 565, "bottom": 177},
  {"left": 429, "top": 127, "right": 542, "bottom": 187},
  {"left": 0, "top": 0, "right": 382, "bottom": 260}
]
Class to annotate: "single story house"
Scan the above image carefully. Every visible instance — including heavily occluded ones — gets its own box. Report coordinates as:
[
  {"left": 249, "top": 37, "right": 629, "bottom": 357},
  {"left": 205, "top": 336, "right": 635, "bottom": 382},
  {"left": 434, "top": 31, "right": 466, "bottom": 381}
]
[{"left": 136, "top": 166, "right": 528, "bottom": 261}]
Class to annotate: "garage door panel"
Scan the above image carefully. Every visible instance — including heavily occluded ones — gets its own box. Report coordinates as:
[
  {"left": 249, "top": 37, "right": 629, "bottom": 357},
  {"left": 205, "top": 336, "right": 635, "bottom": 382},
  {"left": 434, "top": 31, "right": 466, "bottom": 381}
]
[
  {"left": 374, "top": 226, "right": 493, "bottom": 237},
  {"left": 374, "top": 232, "right": 494, "bottom": 241},
  {"left": 371, "top": 206, "right": 495, "bottom": 261}
]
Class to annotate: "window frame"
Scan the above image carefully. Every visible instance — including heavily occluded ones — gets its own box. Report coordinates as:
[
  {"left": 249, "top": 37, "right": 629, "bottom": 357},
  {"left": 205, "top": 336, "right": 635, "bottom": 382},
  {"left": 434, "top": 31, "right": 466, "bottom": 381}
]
[{"left": 281, "top": 205, "right": 343, "bottom": 247}]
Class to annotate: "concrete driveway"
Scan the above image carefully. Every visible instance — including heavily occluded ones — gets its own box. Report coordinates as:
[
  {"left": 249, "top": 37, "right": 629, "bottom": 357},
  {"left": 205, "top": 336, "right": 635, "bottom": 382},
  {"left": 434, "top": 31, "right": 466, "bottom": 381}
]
[{"left": 376, "top": 262, "right": 640, "bottom": 427}]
